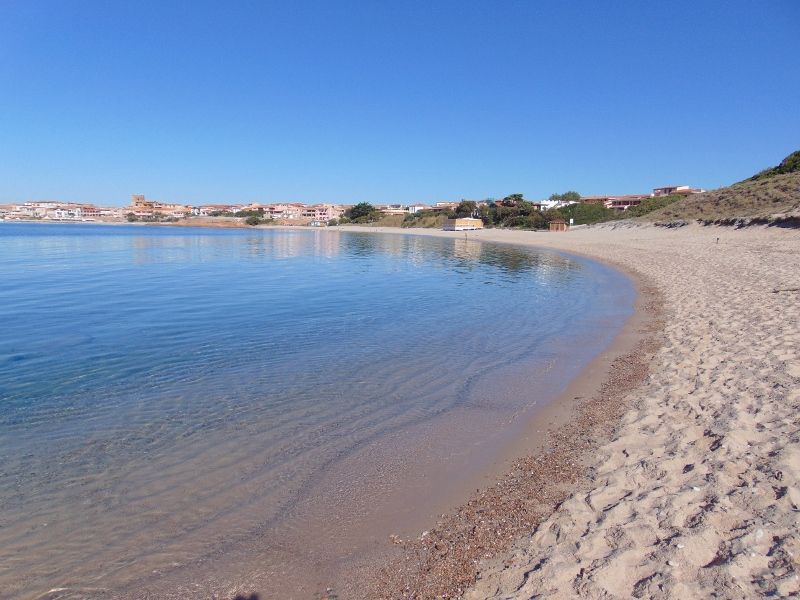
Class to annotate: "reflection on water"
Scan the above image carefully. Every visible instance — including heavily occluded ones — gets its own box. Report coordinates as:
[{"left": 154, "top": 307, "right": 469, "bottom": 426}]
[
  {"left": 0, "top": 223, "right": 633, "bottom": 598},
  {"left": 340, "top": 232, "right": 579, "bottom": 284}
]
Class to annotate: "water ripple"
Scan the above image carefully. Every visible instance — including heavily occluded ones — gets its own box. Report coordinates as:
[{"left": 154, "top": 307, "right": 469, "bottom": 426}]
[{"left": 0, "top": 222, "right": 634, "bottom": 598}]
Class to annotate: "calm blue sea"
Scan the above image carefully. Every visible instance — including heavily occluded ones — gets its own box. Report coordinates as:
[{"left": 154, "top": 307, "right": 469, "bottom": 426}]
[{"left": 0, "top": 222, "right": 633, "bottom": 598}]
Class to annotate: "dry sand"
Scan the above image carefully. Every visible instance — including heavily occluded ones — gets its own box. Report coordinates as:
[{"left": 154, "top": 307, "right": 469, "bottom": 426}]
[{"left": 344, "top": 223, "right": 800, "bottom": 599}]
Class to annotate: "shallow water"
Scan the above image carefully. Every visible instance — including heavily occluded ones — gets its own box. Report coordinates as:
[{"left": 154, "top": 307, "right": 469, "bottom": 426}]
[{"left": 0, "top": 223, "right": 633, "bottom": 598}]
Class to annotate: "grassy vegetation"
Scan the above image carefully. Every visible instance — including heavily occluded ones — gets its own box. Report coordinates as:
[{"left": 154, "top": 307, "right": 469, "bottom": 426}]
[
  {"left": 394, "top": 196, "right": 668, "bottom": 229},
  {"left": 360, "top": 214, "right": 407, "bottom": 227},
  {"left": 643, "top": 171, "right": 800, "bottom": 222},
  {"left": 342, "top": 150, "right": 800, "bottom": 229},
  {"left": 126, "top": 212, "right": 180, "bottom": 223},
  {"left": 639, "top": 150, "right": 800, "bottom": 223},
  {"left": 626, "top": 194, "right": 683, "bottom": 217},
  {"left": 554, "top": 202, "right": 622, "bottom": 225},
  {"left": 490, "top": 200, "right": 549, "bottom": 229},
  {"left": 401, "top": 210, "right": 448, "bottom": 228},
  {"left": 746, "top": 150, "right": 800, "bottom": 182}
]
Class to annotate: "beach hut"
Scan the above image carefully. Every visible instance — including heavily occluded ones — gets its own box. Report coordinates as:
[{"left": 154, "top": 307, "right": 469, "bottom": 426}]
[
  {"left": 443, "top": 217, "right": 484, "bottom": 231},
  {"left": 549, "top": 217, "right": 568, "bottom": 232}
]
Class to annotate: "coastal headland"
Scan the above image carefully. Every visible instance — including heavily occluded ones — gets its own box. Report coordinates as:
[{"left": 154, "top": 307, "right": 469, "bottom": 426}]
[{"left": 334, "top": 223, "right": 800, "bottom": 599}]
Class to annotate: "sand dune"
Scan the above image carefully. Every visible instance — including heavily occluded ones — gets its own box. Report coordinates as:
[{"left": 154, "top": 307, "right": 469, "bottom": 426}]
[{"left": 454, "top": 224, "right": 800, "bottom": 599}]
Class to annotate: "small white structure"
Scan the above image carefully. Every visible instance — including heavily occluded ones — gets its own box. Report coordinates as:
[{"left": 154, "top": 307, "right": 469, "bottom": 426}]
[
  {"left": 652, "top": 185, "right": 705, "bottom": 197},
  {"left": 540, "top": 198, "right": 578, "bottom": 210},
  {"left": 443, "top": 217, "right": 484, "bottom": 231}
]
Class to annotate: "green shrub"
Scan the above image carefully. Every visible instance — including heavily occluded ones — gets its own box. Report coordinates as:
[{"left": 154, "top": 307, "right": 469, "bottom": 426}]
[
  {"left": 555, "top": 202, "right": 622, "bottom": 225},
  {"left": 345, "top": 202, "right": 377, "bottom": 221},
  {"left": 627, "top": 194, "right": 682, "bottom": 217},
  {"left": 235, "top": 209, "right": 265, "bottom": 218},
  {"left": 747, "top": 150, "right": 800, "bottom": 182}
]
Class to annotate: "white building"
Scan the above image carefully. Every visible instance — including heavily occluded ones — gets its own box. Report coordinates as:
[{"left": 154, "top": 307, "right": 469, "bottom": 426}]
[
  {"left": 652, "top": 185, "right": 705, "bottom": 197},
  {"left": 302, "top": 204, "right": 345, "bottom": 221},
  {"left": 379, "top": 204, "right": 408, "bottom": 215},
  {"left": 539, "top": 199, "right": 576, "bottom": 210}
]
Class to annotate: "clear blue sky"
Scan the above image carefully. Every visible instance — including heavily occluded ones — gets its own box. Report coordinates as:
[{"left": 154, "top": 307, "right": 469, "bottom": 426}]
[{"left": 1, "top": 1, "right": 798, "bottom": 206}]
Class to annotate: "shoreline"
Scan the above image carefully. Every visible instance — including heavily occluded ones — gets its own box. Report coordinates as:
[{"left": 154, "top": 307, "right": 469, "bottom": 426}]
[
  {"left": 332, "top": 226, "right": 664, "bottom": 599},
  {"left": 1, "top": 220, "right": 658, "bottom": 599},
  {"left": 191, "top": 229, "right": 645, "bottom": 600},
  {"left": 344, "top": 224, "right": 799, "bottom": 599},
  {"left": 6, "top": 221, "right": 797, "bottom": 598},
  {"left": 0, "top": 222, "right": 642, "bottom": 600}
]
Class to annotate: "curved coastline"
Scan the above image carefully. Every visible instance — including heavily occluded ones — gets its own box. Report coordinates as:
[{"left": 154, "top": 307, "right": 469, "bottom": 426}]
[
  {"left": 9, "top": 222, "right": 795, "bottom": 599},
  {"left": 343, "top": 223, "right": 800, "bottom": 600},
  {"left": 326, "top": 226, "right": 661, "bottom": 599},
  {"left": 228, "top": 229, "right": 645, "bottom": 600},
  {"left": 0, "top": 223, "right": 639, "bottom": 600}
]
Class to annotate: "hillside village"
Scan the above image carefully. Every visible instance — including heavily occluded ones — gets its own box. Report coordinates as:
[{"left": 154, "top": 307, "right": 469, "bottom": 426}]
[{"left": 0, "top": 184, "right": 704, "bottom": 226}]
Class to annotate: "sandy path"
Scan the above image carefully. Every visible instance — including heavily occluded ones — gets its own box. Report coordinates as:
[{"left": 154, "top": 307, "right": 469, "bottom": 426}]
[{"left": 446, "top": 224, "right": 800, "bottom": 599}]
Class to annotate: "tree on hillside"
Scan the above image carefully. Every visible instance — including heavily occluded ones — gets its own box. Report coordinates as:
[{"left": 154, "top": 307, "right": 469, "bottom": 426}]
[
  {"left": 505, "top": 211, "right": 547, "bottom": 229},
  {"left": 501, "top": 193, "right": 524, "bottom": 206},
  {"left": 478, "top": 204, "right": 493, "bottom": 226},
  {"left": 454, "top": 200, "right": 477, "bottom": 217},
  {"left": 549, "top": 191, "right": 581, "bottom": 205},
  {"left": 516, "top": 200, "right": 540, "bottom": 216},
  {"left": 346, "top": 202, "right": 376, "bottom": 220},
  {"left": 484, "top": 197, "right": 550, "bottom": 229}
]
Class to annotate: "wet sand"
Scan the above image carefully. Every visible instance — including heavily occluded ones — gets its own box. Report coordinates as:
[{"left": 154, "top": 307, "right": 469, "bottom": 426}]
[{"left": 342, "top": 223, "right": 800, "bottom": 599}]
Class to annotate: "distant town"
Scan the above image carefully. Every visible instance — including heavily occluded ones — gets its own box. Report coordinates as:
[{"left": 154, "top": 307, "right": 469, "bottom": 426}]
[{"left": 0, "top": 185, "right": 705, "bottom": 225}]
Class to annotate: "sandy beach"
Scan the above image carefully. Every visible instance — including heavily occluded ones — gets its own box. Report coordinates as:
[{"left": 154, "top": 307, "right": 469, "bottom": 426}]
[
  {"left": 4, "top": 221, "right": 797, "bottom": 599},
  {"left": 337, "top": 223, "right": 800, "bottom": 599},
  {"left": 4, "top": 2, "right": 796, "bottom": 597}
]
